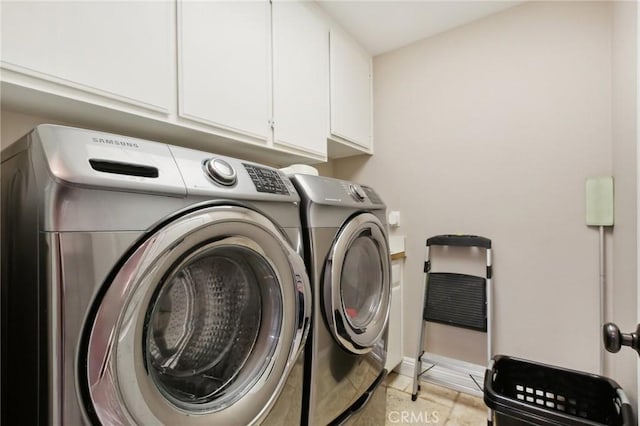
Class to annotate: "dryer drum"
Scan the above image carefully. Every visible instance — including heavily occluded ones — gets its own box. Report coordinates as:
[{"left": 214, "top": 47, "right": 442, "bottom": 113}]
[
  {"left": 340, "top": 235, "right": 383, "bottom": 329},
  {"left": 145, "top": 246, "right": 271, "bottom": 406}
]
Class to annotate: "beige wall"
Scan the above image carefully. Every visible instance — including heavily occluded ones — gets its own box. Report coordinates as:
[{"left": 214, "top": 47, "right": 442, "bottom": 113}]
[
  {"left": 1, "top": 109, "right": 73, "bottom": 149},
  {"left": 334, "top": 0, "right": 619, "bottom": 380},
  {"left": 314, "top": 161, "right": 335, "bottom": 178},
  {"left": 0, "top": 109, "right": 83, "bottom": 149},
  {"left": 611, "top": 0, "right": 638, "bottom": 407}
]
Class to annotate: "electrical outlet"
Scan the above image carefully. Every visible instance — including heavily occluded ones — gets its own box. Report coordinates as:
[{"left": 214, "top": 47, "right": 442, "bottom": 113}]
[{"left": 388, "top": 211, "right": 400, "bottom": 227}]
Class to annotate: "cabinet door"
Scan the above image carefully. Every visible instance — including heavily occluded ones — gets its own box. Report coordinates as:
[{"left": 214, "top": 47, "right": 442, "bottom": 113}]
[
  {"left": 329, "top": 28, "right": 372, "bottom": 149},
  {"left": 1, "top": 1, "right": 172, "bottom": 112},
  {"left": 272, "top": 1, "right": 328, "bottom": 157},
  {"left": 178, "top": 1, "right": 271, "bottom": 142}
]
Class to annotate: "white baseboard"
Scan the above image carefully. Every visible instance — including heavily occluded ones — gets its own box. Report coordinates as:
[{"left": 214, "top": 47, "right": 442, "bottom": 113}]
[{"left": 396, "top": 353, "right": 486, "bottom": 398}]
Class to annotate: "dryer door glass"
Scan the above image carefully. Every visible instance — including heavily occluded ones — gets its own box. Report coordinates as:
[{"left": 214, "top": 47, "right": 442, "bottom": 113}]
[
  {"left": 341, "top": 235, "right": 383, "bottom": 329},
  {"left": 325, "top": 213, "right": 391, "bottom": 354},
  {"left": 145, "top": 245, "right": 280, "bottom": 410}
]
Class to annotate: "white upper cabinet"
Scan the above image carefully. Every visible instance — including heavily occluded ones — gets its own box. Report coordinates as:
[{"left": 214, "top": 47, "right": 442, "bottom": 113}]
[
  {"left": 272, "top": 1, "right": 329, "bottom": 157},
  {"left": 178, "top": 1, "right": 271, "bottom": 142},
  {"left": 1, "top": 1, "right": 370, "bottom": 163},
  {"left": 329, "top": 27, "right": 373, "bottom": 150},
  {"left": 1, "top": 1, "right": 172, "bottom": 112}
]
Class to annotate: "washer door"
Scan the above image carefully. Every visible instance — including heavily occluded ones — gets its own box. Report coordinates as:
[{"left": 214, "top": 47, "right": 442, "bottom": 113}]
[
  {"left": 85, "top": 206, "right": 310, "bottom": 425},
  {"left": 324, "top": 213, "right": 391, "bottom": 354}
]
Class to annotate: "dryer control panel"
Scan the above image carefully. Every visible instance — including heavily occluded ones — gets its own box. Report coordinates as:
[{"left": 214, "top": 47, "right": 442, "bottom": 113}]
[{"left": 291, "top": 174, "right": 386, "bottom": 210}]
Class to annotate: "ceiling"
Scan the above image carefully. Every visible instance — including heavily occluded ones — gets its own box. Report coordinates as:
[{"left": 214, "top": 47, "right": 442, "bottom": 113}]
[{"left": 316, "top": 1, "right": 524, "bottom": 56}]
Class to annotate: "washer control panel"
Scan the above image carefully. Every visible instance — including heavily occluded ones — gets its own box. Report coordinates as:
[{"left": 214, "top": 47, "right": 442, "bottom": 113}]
[
  {"left": 243, "top": 163, "right": 290, "bottom": 195},
  {"left": 204, "top": 158, "right": 237, "bottom": 186}
]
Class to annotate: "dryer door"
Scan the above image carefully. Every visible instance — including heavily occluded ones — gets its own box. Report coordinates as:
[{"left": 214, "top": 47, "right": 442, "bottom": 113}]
[
  {"left": 84, "top": 206, "right": 310, "bottom": 426},
  {"left": 324, "top": 213, "right": 391, "bottom": 354}
]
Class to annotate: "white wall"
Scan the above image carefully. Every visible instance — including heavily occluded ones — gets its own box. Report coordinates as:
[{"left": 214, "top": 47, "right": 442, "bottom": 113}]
[{"left": 333, "top": 0, "right": 616, "bottom": 378}]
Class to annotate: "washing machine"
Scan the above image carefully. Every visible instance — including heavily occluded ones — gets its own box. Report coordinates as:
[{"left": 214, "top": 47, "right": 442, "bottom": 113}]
[
  {"left": 0, "top": 124, "right": 311, "bottom": 425},
  {"left": 291, "top": 174, "right": 391, "bottom": 425}
]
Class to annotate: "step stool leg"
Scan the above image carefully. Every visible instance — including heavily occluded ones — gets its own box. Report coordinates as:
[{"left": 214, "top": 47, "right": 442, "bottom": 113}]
[{"left": 411, "top": 323, "right": 426, "bottom": 401}]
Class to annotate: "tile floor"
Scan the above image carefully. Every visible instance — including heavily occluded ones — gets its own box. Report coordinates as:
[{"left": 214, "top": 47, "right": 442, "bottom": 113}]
[{"left": 385, "top": 373, "right": 488, "bottom": 425}]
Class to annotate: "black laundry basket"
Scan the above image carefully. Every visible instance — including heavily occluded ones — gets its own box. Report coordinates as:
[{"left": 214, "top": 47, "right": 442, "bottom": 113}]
[{"left": 484, "top": 356, "right": 634, "bottom": 426}]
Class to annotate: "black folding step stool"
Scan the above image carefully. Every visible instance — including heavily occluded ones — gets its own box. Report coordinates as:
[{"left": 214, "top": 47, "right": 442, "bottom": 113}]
[{"left": 411, "top": 234, "right": 493, "bottom": 401}]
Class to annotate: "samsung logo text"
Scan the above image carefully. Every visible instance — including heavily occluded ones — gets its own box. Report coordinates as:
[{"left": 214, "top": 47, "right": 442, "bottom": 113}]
[{"left": 92, "top": 137, "right": 139, "bottom": 149}]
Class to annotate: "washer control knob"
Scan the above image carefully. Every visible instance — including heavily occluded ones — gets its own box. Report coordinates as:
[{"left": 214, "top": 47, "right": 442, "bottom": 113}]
[
  {"left": 205, "top": 158, "right": 237, "bottom": 186},
  {"left": 349, "top": 184, "right": 366, "bottom": 201}
]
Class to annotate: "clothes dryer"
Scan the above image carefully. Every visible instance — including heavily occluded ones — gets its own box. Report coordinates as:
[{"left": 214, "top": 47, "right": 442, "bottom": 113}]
[{"left": 291, "top": 174, "right": 391, "bottom": 426}]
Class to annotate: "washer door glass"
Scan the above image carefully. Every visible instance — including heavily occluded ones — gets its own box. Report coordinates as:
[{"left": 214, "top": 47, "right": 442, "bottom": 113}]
[
  {"left": 325, "top": 213, "right": 391, "bottom": 354},
  {"left": 85, "top": 206, "right": 310, "bottom": 426},
  {"left": 146, "top": 245, "right": 280, "bottom": 411}
]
